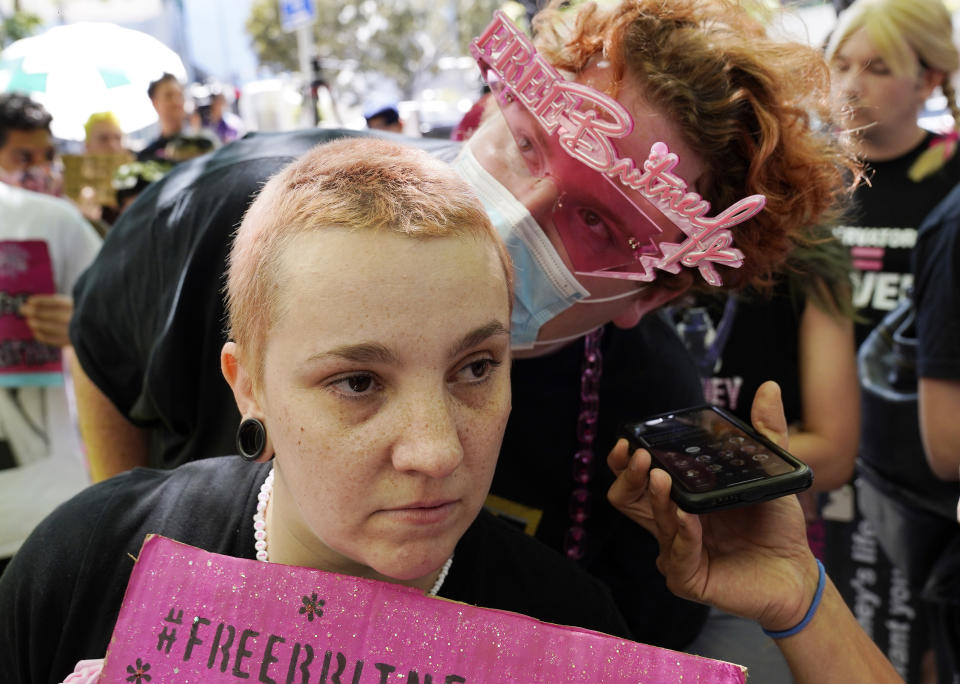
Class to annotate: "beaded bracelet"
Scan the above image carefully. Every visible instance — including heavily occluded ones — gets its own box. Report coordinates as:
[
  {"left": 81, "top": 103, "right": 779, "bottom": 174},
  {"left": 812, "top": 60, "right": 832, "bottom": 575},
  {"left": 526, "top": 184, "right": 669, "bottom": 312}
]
[{"left": 762, "top": 559, "right": 826, "bottom": 639}]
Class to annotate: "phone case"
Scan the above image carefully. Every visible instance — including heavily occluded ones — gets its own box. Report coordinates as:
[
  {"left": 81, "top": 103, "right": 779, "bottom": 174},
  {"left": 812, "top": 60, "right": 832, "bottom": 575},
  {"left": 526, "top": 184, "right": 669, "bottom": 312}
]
[{"left": 620, "top": 404, "right": 813, "bottom": 513}]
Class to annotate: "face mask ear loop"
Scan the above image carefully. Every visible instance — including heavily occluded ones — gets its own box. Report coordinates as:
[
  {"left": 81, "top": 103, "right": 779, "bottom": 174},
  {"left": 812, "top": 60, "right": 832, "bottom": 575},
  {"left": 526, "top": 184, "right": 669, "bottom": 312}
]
[
  {"left": 580, "top": 285, "right": 649, "bottom": 304},
  {"left": 526, "top": 326, "right": 603, "bottom": 348}
]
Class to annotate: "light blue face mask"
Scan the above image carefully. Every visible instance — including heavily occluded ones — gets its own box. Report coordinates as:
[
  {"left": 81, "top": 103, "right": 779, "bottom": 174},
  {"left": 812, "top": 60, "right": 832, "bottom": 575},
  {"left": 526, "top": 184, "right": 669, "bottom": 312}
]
[
  {"left": 454, "top": 146, "right": 587, "bottom": 349},
  {"left": 454, "top": 147, "right": 640, "bottom": 350}
]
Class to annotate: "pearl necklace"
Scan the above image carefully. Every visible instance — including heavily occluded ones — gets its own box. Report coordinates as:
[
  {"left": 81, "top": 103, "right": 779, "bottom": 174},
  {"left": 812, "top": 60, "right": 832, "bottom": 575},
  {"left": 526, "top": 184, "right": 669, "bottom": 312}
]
[{"left": 252, "top": 466, "right": 454, "bottom": 596}]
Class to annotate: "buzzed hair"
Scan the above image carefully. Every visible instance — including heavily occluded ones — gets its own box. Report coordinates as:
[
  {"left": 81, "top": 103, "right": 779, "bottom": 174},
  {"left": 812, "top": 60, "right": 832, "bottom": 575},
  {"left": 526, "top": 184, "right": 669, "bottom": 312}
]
[{"left": 225, "top": 137, "right": 513, "bottom": 382}]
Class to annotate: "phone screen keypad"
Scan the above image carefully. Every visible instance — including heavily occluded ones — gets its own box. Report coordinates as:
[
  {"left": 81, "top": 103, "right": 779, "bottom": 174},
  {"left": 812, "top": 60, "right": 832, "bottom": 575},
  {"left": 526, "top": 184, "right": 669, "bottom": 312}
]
[{"left": 628, "top": 411, "right": 794, "bottom": 493}]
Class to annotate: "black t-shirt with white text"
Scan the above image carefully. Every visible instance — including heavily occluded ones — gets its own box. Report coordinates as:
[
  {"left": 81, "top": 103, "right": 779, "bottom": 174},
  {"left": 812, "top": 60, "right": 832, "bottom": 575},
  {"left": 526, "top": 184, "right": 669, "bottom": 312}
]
[{"left": 832, "top": 131, "right": 960, "bottom": 346}]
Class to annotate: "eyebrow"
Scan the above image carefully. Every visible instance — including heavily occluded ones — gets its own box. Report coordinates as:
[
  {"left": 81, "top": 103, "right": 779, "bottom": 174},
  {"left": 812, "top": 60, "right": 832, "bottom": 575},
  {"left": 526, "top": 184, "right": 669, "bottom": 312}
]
[
  {"left": 319, "top": 342, "right": 398, "bottom": 364},
  {"left": 450, "top": 320, "right": 511, "bottom": 358},
  {"left": 315, "top": 320, "right": 510, "bottom": 365}
]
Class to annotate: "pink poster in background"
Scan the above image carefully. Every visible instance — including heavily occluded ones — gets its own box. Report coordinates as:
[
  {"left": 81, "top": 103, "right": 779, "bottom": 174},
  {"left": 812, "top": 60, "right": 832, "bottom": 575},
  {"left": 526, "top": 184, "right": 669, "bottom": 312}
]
[
  {"left": 0, "top": 240, "right": 61, "bottom": 386},
  {"left": 101, "top": 536, "right": 747, "bottom": 683}
]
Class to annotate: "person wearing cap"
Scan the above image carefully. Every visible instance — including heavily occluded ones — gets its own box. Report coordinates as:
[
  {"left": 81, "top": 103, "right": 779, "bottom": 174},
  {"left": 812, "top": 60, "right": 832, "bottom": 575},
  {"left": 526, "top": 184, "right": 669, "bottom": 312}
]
[{"left": 363, "top": 94, "right": 403, "bottom": 133}]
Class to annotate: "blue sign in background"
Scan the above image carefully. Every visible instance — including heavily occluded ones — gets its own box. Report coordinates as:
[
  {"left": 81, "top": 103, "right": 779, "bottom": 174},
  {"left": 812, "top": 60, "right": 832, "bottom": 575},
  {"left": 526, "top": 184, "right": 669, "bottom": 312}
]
[{"left": 280, "top": 0, "right": 315, "bottom": 32}]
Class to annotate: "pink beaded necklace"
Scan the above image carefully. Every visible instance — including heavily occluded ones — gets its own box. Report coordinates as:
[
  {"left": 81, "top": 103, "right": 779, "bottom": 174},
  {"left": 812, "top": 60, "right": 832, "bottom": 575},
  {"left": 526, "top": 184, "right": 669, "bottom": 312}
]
[{"left": 563, "top": 327, "right": 604, "bottom": 560}]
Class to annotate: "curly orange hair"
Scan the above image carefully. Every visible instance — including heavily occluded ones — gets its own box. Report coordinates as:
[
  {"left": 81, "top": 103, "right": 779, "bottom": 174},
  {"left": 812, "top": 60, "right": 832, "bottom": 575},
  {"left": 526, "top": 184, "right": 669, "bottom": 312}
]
[{"left": 533, "top": 0, "right": 859, "bottom": 291}]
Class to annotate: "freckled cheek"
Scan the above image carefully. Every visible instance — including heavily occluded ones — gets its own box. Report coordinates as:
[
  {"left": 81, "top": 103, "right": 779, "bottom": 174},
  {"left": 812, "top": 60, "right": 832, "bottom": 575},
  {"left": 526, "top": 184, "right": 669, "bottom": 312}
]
[
  {"left": 281, "top": 428, "right": 386, "bottom": 525},
  {"left": 278, "top": 415, "right": 378, "bottom": 471},
  {"left": 270, "top": 413, "right": 337, "bottom": 481},
  {"left": 460, "top": 388, "right": 512, "bottom": 475},
  {"left": 269, "top": 389, "right": 375, "bottom": 448}
]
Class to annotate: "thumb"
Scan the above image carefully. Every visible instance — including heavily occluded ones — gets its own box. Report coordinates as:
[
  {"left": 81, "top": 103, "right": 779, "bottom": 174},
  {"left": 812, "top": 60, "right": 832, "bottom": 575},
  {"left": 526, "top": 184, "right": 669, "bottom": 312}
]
[{"left": 750, "top": 381, "right": 789, "bottom": 449}]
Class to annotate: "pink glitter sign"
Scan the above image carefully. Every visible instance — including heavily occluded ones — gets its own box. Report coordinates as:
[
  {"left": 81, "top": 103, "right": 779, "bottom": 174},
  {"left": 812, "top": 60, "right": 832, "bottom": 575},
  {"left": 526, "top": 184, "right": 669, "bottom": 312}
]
[
  {"left": 101, "top": 536, "right": 747, "bottom": 683},
  {"left": 0, "top": 240, "right": 61, "bottom": 385}
]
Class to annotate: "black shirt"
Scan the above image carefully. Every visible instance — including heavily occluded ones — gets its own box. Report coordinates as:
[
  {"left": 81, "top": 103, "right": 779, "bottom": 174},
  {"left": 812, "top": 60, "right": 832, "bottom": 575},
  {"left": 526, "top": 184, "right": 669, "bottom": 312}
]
[
  {"left": 832, "top": 131, "right": 960, "bottom": 345},
  {"left": 854, "top": 175, "right": 960, "bottom": 528},
  {"left": 490, "top": 317, "right": 709, "bottom": 649},
  {"left": 915, "top": 181, "right": 960, "bottom": 382},
  {"left": 136, "top": 134, "right": 174, "bottom": 162},
  {"left": 668, "top": 285, "right": 804, "bottom": 427},
  {"left": 0, "top": 458, "right": 629, "bottom": 684}
]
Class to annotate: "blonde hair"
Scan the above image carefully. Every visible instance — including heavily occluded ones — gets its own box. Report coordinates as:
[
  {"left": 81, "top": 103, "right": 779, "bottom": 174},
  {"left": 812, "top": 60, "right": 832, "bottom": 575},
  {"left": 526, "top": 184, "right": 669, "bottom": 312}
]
[
  {"left": 532, "top": 0, "right": 859, "bottom": 291},
  {"left": 225, "top": 137, "right": 514, "bottom": 382},
  {"left": 825, "top": 0, "right": 960, "bottom": 180},
  {"left": 83, "top": 111, "right": 121, "bottom": 141}
]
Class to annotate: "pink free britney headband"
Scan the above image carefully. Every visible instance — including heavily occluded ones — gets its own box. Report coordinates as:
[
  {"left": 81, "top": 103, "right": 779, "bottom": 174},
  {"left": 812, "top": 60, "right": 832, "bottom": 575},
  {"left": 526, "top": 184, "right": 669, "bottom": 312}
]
[{"left": 470, "top": 11, "right": 767, "bottom": 287}]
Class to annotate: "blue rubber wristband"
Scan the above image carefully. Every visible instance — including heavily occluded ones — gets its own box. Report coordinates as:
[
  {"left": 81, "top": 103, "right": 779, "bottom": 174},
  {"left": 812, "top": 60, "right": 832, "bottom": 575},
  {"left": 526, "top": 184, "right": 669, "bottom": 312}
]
[{"left": 762, "top": 559, "right": 826, "bottom": 639}]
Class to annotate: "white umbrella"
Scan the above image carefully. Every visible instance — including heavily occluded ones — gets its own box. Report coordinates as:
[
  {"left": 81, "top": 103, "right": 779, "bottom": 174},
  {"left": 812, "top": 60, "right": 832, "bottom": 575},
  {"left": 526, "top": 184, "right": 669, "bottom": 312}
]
[{"left": 0, "top": 22, "right": 188, "bottom": 141}]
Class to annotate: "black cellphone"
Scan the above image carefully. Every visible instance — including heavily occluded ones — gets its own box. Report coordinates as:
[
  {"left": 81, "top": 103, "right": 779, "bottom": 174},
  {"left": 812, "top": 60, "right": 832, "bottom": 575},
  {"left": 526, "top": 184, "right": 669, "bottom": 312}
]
[{"left": 620, "top": 404, "right": 812, "bottom": 513}]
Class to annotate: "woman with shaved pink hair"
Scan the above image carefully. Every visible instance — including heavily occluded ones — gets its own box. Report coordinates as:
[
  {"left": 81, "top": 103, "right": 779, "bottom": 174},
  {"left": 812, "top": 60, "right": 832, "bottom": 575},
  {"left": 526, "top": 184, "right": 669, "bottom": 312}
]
[
  {"left": 3, "top": 134, "right": 899, "bottom": 684},
  {"left": 57, "top": 1, "right": 867, "bottom": 680}
]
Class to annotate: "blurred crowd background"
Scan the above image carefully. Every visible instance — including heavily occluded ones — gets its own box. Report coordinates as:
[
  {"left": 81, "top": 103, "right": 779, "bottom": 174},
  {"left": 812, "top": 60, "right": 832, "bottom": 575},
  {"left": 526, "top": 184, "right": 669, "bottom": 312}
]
[
  {"left": 1, "top": 0, "right": 954, "bottom": 219},
  {"left": 0, "top": 1, "right": 876, "bottom": 225},
  {"left": 0, "top": 0, "right": 884, "bottom": 143},
  {"left": 4, "top": 1, "right": 960, "bottom": 682}
]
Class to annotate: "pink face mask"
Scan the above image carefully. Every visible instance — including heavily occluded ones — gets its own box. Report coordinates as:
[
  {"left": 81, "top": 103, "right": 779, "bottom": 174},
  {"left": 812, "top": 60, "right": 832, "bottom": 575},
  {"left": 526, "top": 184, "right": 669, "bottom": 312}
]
[{"left": 471, "top": 11, "right": 766, "bottom": 287}]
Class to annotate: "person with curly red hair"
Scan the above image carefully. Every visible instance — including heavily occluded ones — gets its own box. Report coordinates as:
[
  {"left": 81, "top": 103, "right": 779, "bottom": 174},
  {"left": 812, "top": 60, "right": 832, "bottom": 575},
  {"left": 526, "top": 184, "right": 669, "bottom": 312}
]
[{"left": 66, "top": 2, "right": 859, "bottom": 678}]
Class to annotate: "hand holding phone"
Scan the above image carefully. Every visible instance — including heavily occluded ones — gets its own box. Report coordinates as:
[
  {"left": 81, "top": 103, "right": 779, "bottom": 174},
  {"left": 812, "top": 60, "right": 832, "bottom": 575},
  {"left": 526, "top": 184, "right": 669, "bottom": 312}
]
[
  {"left": 608, "top": 385, "right": 822, "bottom": 641},
  {"left": 620, "top": 404, "right": 812, "bottom": 513}
]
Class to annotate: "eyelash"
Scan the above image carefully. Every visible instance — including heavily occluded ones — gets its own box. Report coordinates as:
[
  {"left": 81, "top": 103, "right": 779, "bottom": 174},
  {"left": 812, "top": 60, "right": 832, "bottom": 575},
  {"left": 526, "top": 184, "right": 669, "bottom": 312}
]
[
  {"left": 325, "top": 356, "right": 503, "bottom": 400},
  {"left": 453, "top": 357, "right": 503, "bottom": 385},
  {"left": 833, "top": 61, "right": 891, "bottom": 76},
  {"left": 327, "top": 373, "right": 381, "bottom": 399},
  {"left": 513, "top": 134, "right": 613, "bottom": 239},
  {"left": 514, "top": 132, "right": 550, "bottom": 176},
  {"left": 579, "top": 208, "right": 611, "bottom": 234}
]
